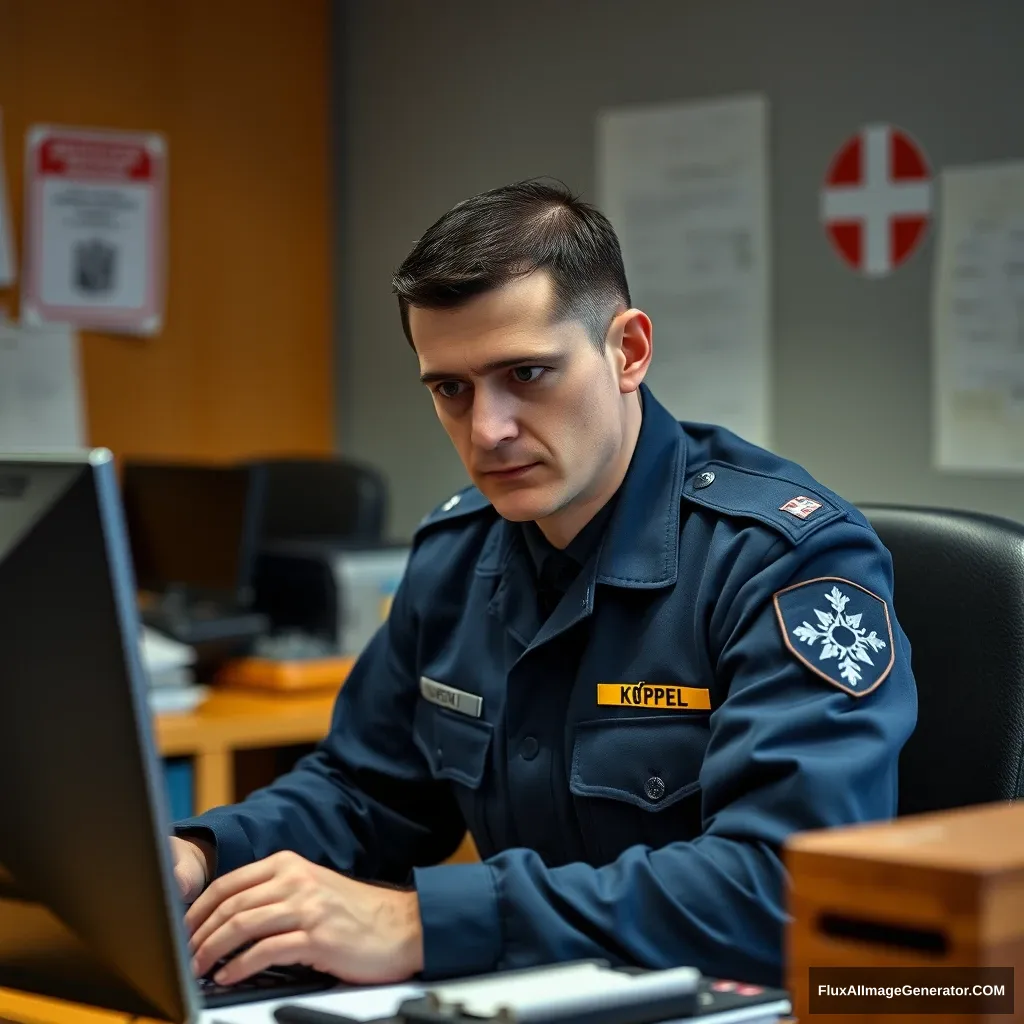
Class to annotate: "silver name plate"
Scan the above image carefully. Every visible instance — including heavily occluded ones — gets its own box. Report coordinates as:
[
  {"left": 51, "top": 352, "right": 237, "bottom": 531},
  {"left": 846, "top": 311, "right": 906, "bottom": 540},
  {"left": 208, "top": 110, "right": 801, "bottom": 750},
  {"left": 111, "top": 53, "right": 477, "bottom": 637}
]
[{"left": 420, "top": 677, "right": 483, "bottom": 718}]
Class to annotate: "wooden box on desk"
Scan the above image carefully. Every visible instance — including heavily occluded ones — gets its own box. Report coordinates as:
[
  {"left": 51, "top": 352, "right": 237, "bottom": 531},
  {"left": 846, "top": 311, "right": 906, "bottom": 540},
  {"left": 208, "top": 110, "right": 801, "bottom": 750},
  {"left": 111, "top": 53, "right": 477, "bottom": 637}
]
[{"left": 784, "top": 801, "right": 1024, "bottom": 1023}]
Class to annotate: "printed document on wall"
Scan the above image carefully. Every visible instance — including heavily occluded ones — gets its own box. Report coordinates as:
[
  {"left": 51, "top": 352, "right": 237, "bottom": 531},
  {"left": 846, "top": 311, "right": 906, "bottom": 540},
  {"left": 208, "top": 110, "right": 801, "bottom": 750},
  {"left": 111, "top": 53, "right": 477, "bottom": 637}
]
[
  {"left": 597, "top": 94, "right": 771, "bottom": 446},
  {"left": 0, "top": 109, "right": 15, "bottom": 287},
  {"left": 0, "top": 320, "right": 85, "bottom": 451},
  {"left": 22, "top": 125, "right": 166, "bottom": 335},
  {"left": 933, "top": 161, "right": 1024, "bottom": 472}
]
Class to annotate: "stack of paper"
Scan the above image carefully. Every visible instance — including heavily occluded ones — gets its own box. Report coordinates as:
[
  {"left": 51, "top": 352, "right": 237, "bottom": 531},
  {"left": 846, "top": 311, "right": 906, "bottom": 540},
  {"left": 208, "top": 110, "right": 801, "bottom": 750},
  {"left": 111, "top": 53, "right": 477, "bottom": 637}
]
[{"left": 140, "top": 625, "right": 207, "bottom": 713}]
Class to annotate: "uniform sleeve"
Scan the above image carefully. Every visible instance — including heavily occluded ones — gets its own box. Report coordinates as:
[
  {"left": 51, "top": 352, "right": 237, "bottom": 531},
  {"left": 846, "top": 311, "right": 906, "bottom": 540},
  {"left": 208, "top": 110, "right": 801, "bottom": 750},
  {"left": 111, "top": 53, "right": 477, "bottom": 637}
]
[
  {"left": 412, "top": 518, "right": 917, "bottom": 985},
  {"left": 172, "top": 558, "right": 467, "bottom": 884}
]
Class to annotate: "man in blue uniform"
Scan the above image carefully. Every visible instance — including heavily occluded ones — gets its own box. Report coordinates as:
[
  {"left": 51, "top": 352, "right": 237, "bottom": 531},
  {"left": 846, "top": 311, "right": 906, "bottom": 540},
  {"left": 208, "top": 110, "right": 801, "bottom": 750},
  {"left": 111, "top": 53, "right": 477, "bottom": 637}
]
[{"left": 175, "top": 180, "right": 917, "bottom": 989}]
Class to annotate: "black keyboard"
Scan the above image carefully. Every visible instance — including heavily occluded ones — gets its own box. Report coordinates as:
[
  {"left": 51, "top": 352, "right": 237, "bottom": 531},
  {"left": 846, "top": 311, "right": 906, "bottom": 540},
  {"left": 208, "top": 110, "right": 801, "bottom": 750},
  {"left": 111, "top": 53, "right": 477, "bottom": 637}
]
[{"left": 198, "top": 963, "right": 340, "bottom": 1007}]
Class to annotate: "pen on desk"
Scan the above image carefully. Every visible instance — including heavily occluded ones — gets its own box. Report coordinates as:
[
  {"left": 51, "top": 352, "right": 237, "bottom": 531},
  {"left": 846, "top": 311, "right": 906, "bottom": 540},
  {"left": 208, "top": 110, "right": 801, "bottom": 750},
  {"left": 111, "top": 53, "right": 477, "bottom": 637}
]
[{"left": 273, "top": 1004, "right": 365, "bottom": 1024}]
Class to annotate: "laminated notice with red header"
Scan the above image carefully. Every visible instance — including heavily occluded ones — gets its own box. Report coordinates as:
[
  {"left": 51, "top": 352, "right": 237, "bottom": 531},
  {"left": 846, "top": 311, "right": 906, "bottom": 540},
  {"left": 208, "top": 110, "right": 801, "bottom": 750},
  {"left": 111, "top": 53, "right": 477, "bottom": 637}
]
[{"left": 22, "top": 125, "right": 166, "bottom": 335}]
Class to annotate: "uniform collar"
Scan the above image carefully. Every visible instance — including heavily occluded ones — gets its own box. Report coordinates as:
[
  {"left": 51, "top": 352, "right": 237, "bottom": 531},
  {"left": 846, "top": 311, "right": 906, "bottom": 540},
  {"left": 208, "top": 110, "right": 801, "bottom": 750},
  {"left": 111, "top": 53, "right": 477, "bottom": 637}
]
[
  {"left": 520, "top": 493, "right": 618, "bottom": 581},
  {"left": 594, "top": 382, "right": 686, "bottom": 588}
]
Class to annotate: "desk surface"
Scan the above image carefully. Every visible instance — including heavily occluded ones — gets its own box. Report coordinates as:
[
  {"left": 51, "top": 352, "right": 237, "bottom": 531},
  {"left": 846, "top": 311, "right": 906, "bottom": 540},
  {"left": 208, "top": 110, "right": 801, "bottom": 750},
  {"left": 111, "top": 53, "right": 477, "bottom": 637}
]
[{"left": 0, "top": 987, "right": 142, "bottom": 1024}]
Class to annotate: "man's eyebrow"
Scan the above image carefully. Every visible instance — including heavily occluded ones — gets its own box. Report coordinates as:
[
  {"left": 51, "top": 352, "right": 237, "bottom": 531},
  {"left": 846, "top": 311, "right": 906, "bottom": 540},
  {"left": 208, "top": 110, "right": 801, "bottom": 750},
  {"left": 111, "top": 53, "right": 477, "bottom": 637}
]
[{"left": 419, "top": 353, "right": 561, "bottom": 385}]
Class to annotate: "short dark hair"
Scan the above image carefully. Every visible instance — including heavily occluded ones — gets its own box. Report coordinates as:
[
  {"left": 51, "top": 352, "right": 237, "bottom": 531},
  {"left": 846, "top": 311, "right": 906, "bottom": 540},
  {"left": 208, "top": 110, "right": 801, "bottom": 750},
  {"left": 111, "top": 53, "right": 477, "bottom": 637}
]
[{"left": 392, "top": 179, "right": 631, "bottom": 350}]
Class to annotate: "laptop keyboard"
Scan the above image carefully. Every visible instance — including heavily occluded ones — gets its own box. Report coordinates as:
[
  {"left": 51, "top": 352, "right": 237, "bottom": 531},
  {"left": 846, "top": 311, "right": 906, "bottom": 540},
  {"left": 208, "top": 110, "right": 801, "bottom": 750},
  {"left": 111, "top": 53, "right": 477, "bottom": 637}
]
[{"left": 198, "top": 963, "right": 339, "bottom": 1007}]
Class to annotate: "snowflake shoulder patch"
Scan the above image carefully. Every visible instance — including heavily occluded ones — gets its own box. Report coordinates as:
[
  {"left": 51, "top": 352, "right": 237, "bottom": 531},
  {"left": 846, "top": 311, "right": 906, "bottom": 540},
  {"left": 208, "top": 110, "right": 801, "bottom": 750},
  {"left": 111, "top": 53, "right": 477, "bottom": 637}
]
[{"left": 772, "top": 577, "right": 895, "bottom": 697}]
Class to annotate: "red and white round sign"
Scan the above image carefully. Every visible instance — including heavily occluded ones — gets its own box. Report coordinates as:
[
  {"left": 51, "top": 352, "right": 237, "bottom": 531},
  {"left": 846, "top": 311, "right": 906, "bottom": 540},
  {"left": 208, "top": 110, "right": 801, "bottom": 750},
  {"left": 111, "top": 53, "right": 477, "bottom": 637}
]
[{"left": 820, "top": 123, "right": 932, "bottom": 277}]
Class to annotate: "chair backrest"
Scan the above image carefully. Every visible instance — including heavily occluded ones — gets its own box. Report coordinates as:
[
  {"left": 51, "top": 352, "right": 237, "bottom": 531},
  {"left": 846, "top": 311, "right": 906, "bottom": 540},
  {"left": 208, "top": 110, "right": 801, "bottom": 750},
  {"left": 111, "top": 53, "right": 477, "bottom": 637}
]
[
  {"left": 858, "top": 504, "right": 1024, "bottom": 816},
  {"left": 250, "top": 457, "right": 388, "bottom": 544}
]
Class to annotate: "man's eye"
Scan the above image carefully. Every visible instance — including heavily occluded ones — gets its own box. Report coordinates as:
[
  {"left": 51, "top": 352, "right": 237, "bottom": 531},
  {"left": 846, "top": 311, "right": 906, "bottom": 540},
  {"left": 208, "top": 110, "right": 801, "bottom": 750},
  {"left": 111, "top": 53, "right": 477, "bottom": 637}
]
[
  {"left": 434, "top": 381, "right": 467, "bottom": 399},
  {"left": 512, "top": 366, "right": 546, "bottom": 384}
]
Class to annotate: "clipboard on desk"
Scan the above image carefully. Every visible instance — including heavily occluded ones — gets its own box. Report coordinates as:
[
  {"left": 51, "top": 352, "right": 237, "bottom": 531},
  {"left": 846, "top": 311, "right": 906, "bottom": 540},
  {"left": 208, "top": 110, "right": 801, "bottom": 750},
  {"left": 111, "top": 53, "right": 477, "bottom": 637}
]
[{"left": 395, "top": 962, "right": 790, "bottom": 1024}]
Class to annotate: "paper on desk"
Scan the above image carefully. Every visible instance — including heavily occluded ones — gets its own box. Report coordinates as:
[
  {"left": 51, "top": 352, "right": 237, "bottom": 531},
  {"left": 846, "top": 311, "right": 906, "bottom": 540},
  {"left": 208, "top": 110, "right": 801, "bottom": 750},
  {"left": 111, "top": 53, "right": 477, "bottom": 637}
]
[
  {"left": 141, "top": 624, "right": 197, "bottom": 673},
  {"left": 430, "top": 963, "right": 701, "bottom": 1020},
  {"left": 0, "top": 320, "right": 85, "bottom": 451},
  {"left": 597, "top": 93, "right": 772, "bottom": 448},
  {"left": 932, "top": 160, "right": 1024, "bottom": 472},
  {"left": 198, "top": 982, "right": 424, "bottom": 1024}
]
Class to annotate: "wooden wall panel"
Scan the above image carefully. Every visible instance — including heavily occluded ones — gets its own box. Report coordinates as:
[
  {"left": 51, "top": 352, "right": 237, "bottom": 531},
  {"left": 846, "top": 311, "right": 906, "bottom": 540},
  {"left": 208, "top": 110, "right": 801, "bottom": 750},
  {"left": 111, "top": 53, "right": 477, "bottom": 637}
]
[{"left": 0, "top": 0, "right": 333, "bottom": 461}]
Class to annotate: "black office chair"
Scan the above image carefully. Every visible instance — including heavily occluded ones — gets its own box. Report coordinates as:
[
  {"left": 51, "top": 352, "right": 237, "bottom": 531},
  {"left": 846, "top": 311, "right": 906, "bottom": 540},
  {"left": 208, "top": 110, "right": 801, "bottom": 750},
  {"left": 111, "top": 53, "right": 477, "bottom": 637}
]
[
  {"left": 250, "top": 456, "right": 389, "bottom": 544},
  {"left": 858, "top": 504, "right": 1024, "bottom": 817}
]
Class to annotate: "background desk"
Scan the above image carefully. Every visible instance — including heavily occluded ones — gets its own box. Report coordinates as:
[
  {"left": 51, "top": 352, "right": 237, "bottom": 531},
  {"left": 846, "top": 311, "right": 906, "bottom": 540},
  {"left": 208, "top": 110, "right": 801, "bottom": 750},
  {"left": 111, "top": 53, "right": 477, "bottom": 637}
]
[
  {"left": 152, "top": 687, "right": 479, "bottom": 867},
  {"left": 155, "top": 687, "right": 341, "bottom": 813}
]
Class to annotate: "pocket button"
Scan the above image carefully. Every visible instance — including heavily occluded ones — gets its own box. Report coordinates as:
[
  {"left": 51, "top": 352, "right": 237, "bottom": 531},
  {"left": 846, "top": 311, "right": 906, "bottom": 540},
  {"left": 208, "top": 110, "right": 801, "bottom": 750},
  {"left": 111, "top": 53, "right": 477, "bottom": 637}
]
[
  {"left": 520, "top": 736, "right": 539, "bottom": 760},
  {"left": 644, "top": 776, "right": 666, "bottom": 802}
]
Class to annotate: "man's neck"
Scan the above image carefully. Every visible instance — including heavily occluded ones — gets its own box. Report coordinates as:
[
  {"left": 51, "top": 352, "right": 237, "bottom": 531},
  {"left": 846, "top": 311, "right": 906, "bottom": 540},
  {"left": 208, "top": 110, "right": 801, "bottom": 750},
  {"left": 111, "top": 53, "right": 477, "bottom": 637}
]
[{"left": 535, "top": 392, "right": 643, "bottom": 550}]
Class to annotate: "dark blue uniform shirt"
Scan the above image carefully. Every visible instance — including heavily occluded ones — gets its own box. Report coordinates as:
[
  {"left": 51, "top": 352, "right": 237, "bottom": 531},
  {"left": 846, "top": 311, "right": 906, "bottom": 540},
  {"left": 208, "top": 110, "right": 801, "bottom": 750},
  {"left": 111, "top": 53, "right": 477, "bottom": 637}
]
[{"left": 176, "top": 383, "right": 917, "bottom": 986}]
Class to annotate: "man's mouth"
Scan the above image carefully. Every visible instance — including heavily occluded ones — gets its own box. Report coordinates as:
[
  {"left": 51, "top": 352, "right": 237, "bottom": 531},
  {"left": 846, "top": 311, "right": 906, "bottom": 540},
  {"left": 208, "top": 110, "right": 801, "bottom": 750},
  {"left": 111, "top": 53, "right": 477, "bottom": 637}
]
[{"left": 480, "top": 462, "right": 540, "bottom": 478}]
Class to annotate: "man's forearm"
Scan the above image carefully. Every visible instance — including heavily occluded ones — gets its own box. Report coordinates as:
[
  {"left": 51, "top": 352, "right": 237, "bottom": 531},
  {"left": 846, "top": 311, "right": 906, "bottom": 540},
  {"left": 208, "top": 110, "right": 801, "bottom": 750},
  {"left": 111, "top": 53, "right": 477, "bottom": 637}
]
[{"left": 413, "top": 837, "right": 786, "bottom": 984}]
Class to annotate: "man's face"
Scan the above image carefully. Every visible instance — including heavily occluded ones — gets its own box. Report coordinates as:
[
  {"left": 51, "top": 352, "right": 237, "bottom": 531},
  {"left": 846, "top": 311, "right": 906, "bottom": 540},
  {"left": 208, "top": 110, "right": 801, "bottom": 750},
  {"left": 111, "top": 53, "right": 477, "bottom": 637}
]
[{"left": 410, "top": 272, "right": 628, "bottom": 524}]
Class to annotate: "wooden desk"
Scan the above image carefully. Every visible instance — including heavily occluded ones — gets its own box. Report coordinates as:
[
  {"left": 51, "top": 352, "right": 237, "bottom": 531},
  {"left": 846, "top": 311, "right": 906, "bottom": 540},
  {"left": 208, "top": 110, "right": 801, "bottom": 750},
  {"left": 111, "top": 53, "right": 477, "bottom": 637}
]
[
  {"left": 0, "top": 988, "right": 136, "bottom": 1024},
  {"left": 155, "top": 686, "right": 342, "bottom": 813}
]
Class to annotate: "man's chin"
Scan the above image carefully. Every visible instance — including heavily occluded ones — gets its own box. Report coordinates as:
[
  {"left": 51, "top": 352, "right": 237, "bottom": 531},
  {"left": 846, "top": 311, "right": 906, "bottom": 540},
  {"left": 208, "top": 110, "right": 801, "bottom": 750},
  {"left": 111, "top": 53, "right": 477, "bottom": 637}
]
[
  {"left": 490, "top": 502, "right": 537, "bottom": 522},
  {"left": 478, "top": 484, "right": 556, "bottom": 523}
]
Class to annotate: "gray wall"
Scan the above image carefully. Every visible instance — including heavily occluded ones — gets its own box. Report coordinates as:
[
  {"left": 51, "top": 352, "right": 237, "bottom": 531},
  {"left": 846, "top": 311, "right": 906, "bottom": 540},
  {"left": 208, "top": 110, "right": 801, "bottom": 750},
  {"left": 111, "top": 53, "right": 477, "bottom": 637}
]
[{"left": 334, "top": 0, "right": 1024, "bottom": 541}]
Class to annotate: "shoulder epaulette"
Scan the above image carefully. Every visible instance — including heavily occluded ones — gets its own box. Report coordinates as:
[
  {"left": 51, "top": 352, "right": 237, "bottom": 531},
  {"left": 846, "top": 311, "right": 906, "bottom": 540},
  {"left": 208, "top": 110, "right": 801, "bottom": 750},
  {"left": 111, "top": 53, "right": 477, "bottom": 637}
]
[
  {"left": 683, "top": 461, "right": 847, "bottom": 545},
  {"left": 413, "top": 485, "right": 495, "bottom": 539}
]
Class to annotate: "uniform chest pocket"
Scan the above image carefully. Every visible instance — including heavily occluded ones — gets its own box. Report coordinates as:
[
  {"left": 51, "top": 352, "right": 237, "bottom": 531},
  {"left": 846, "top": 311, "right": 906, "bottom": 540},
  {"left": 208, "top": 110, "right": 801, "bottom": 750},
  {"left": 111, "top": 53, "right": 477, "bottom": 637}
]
[
  {"left": 412, "top": 699, "right": 494, "bottom": 789},
  {"left": 569, "top": 716, "right": 709, "bottom": 865}
]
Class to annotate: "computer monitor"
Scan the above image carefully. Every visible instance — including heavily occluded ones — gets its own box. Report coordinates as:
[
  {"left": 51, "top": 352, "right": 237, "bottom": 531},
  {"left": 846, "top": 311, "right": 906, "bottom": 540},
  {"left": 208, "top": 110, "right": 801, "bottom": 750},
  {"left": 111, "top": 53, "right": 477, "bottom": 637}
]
[
  {"left": 120, "top": 461, "right": 265, "bottom": 605},
  {"left": 0, "top": 450, "right": 197, "bottom": 1022},
  {"left": 248, "top": 458, "right": 388, "bottom": 545}
]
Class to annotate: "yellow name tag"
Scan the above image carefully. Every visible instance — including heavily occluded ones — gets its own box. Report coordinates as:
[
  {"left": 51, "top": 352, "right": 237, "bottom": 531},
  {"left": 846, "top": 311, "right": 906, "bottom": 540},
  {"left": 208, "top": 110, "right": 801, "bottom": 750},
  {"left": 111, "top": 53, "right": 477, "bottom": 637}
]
[{"left": 597, "top": 683, "right": 711, "bottom": 711}]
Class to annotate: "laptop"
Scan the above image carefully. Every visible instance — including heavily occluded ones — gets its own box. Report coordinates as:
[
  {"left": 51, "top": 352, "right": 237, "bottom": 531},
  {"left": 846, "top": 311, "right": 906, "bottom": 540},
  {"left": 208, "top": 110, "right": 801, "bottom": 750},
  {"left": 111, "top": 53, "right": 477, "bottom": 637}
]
[{"left": 0, "top": 450, "right": 338, "bottom": 1023}]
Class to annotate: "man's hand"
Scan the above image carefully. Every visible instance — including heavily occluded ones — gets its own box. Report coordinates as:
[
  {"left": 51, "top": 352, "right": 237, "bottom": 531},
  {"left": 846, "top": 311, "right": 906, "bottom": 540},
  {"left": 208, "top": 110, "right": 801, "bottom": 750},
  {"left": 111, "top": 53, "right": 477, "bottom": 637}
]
[
  {"left": 171, "top": 836, "right": 214, "bottom": 904},
  {"left": 185, "top": 851, "right": 424, "bottom": 985}
]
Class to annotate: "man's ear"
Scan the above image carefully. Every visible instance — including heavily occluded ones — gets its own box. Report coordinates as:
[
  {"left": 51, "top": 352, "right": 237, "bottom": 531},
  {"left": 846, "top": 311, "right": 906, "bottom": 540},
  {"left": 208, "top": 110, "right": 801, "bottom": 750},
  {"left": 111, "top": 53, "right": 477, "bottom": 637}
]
[{"left": 606, "top": 308, "right": 652, "bottom": 394}]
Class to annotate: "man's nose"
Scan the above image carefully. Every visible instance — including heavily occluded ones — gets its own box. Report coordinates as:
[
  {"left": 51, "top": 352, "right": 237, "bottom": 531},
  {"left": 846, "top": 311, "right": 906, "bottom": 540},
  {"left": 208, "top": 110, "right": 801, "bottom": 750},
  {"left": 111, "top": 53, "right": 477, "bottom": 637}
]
[{"left": 470, "top": 390, "right": 518, "bottom": 450}]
